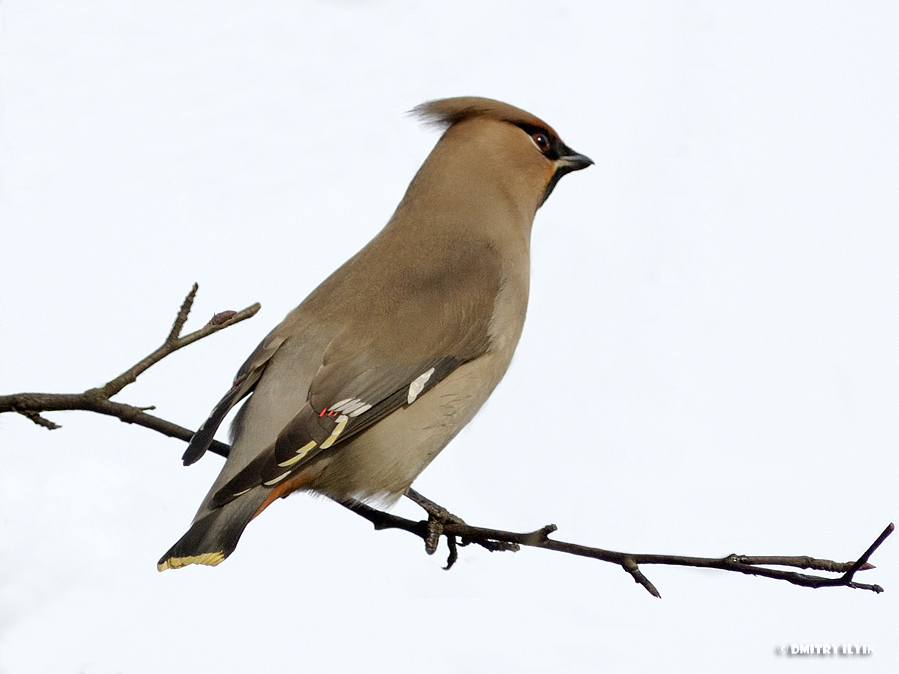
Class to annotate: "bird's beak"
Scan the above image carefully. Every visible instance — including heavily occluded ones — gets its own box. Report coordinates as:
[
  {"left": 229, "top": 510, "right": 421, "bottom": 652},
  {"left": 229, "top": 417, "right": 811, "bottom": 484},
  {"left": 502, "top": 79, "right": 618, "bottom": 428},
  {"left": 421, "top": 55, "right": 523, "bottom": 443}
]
[
  {"left": 541, "top": 147, "right": 593, "bottom": 207},
  {"left": 555, "top": 150, "right": 594, "bottom": 174}
]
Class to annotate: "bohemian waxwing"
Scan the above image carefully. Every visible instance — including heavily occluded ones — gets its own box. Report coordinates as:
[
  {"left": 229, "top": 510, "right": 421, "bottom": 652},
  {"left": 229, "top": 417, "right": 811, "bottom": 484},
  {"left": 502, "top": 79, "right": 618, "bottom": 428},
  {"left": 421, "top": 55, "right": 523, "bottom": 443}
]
[{"left": 158, "top": 96, "right": 592, "bottom": 570}]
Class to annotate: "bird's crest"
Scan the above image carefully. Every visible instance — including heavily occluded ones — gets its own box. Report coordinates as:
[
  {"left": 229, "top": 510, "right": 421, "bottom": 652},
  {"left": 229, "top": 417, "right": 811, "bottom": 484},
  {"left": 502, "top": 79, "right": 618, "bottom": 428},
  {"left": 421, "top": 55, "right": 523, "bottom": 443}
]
[{"left": 411, "top": 96, "right": 557, "bottom": 137}]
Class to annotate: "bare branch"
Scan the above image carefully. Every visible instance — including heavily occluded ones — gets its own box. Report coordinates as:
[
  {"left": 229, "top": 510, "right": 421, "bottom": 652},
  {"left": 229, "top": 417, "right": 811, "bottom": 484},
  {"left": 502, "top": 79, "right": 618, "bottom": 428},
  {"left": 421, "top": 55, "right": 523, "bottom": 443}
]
[
  {"left": 340, "top": 496, "right": 892, "bottom": 597},
  {"left": 0, "top": 283, "right": 259, "bottom": 459},
  {"left": 97, "top": 286, "right": 260, "bottom": 399},
  {"left": 2, "top": 286, "right": 891, "bottom": 596}
]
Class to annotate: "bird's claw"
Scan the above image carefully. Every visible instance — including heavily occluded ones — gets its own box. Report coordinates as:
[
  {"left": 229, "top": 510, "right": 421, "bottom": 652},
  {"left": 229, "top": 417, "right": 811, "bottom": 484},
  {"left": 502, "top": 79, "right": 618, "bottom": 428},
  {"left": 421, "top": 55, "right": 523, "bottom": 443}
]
[{"left": 405, "top": 488, "right": 466, "bottom": 567}]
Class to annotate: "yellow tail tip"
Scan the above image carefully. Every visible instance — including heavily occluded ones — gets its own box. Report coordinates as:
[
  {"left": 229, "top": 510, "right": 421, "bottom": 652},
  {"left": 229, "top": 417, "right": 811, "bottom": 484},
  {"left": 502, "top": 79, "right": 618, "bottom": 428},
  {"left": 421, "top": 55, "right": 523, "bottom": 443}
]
[{"left": 157, "top": 551, "right": 225, "bottom": 571}]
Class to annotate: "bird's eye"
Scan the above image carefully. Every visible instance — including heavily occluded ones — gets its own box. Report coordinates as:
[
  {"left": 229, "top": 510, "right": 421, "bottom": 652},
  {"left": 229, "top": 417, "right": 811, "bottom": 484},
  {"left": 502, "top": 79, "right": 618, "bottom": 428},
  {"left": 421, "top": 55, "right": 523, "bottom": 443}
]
[{"left": 531, "top": 132, "right": 551, "bottom": 152}]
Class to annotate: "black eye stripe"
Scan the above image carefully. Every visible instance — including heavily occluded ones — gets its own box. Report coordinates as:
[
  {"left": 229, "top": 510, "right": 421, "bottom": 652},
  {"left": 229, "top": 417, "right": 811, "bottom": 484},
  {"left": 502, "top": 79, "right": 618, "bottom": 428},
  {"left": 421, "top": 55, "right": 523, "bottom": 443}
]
[{"left": 515, "top": 123, "right": 559, "bottom": 158}]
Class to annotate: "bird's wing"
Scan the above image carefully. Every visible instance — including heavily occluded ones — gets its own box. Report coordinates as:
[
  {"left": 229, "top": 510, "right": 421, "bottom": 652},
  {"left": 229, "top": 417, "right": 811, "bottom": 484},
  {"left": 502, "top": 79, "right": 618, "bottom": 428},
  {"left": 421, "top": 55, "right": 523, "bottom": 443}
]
[
  {"left": 181, "top": 332, "right": 287, "bottom": 466},
  {"left": 210, "top": 243, "right": 503, "bottom": 506}
]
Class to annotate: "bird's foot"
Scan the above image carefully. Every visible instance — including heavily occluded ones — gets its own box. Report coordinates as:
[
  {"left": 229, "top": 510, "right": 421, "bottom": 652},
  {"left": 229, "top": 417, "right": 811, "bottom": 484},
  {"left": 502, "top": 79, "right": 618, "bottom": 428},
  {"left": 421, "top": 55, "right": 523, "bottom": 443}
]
[{"left": 405, "top": 488, "right": 467, "bottom": 568}]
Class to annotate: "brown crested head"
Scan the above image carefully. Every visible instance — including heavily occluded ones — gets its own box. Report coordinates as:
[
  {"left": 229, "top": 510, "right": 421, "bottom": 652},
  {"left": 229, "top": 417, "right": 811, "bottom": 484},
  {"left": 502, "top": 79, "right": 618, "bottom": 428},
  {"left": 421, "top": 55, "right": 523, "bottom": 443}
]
[{"left": 412, "top": 96, "right": 593, "bottom": 205}]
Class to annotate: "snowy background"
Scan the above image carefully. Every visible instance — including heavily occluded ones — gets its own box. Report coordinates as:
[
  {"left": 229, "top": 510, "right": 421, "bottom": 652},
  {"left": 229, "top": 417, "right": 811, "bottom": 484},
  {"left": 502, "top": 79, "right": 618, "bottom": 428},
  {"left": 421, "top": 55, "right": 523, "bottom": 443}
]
[{"left": 2, "top": 1, "right": 897, "bottom": 672}]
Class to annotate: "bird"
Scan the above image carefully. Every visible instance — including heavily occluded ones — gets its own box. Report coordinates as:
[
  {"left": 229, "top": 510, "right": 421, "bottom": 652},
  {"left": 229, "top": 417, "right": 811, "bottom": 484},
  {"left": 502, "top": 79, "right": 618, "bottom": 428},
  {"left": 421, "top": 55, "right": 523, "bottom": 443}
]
[{"left": 158, "top": 96, "right": 592, "bottom": 570}]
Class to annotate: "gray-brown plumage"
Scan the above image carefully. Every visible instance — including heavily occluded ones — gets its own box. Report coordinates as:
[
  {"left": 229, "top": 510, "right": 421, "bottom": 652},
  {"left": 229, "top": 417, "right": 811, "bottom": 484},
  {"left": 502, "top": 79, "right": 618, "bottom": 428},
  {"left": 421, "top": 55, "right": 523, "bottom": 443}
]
[{"left": 158, "top": 96, "right": 592, "bottom": 570}]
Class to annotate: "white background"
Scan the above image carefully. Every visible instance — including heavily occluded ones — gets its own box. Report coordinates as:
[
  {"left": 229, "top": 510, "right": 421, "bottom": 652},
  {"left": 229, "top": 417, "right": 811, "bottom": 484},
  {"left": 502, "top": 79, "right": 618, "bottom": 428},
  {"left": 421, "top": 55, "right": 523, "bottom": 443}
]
[{"left": 2, "top": 1, "right": 897, "bottom": 672}]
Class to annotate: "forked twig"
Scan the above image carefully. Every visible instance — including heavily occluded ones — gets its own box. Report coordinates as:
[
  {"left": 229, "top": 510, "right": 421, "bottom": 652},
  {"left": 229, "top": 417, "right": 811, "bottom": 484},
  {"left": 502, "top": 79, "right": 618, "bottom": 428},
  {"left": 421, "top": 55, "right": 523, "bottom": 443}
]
[{"left": 0, "top": 284, "right": 259, "bottom": 456}]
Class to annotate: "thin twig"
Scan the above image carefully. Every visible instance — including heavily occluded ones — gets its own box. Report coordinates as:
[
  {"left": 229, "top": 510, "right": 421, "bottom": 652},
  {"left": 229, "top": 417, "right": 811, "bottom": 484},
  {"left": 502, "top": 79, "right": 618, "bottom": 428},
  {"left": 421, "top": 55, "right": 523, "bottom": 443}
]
[
  {"left": 622, "top": 556, "right": 661, "bottom": 598},
  {"left": 167, "top": 282, "right": 198, "bottom": 342},
  {"left": 842, "top": 523, "right": 894, "bottom": 580},
  {"left": 97, "top": 285, "right": 259, "bottom": 399},
  {"left": 18, "top": 410, "right": 62, "bottom": 430},
  {"left": 0, "top": 284, "right": 259, "bottom": 456}
]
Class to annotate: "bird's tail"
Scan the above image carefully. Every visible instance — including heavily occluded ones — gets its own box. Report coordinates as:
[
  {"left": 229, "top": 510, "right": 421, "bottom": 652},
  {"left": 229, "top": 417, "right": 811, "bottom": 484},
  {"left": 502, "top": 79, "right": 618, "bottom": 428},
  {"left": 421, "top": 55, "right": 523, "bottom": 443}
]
[{"left": 157, "top": 488, "right": 269, "bottom": 571}]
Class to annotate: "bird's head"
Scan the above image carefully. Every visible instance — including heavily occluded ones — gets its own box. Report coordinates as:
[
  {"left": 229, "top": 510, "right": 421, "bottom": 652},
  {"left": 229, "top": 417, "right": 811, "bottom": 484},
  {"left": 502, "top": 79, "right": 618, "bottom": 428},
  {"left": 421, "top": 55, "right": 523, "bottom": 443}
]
[{"left": 412, "top": 96, "right": 593, "bottom": 208}]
